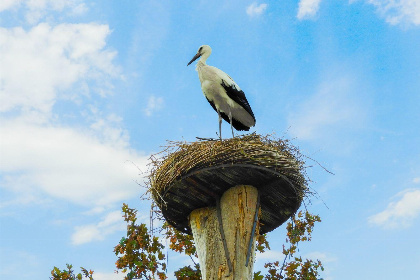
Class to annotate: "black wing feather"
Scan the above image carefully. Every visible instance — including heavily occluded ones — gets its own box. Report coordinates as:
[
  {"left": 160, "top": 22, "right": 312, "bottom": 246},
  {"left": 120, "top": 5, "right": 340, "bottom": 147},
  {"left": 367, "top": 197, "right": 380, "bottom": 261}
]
[
  {"left": 205, "top": 97, "right": 251, "bottom": 131},
  {"left": 221, "top": 80, "right": 256, "bottom": 122}
]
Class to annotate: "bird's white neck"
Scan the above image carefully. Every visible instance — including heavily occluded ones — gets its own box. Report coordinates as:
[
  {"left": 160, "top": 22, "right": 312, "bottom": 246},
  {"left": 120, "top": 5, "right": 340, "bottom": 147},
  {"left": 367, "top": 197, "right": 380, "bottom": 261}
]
[
  {"left": 196, "top": 60, "right": 206, "bottom": 71},
  {"left": 199, "top": 52, "right": 210, "bottom": 64}
]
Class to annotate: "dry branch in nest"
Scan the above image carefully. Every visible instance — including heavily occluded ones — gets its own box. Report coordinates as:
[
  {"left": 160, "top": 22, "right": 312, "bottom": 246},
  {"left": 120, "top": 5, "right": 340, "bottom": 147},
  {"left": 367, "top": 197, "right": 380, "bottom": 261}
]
[{"left": 147, "top": 133, "right": 311, "bottom": 234}]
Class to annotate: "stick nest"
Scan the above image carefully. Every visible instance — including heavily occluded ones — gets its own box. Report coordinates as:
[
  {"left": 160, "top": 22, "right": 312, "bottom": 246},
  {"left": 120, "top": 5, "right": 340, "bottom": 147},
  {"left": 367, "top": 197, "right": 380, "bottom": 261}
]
[{"left": 149, "top": 133, "right": 310, "bottom": 209}]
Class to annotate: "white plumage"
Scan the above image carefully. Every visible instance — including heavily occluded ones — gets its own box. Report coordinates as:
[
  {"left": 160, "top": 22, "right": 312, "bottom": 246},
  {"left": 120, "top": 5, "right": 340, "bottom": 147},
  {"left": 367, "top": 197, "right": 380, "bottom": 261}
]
[{"left": 187, "top": 45, "right": 256, "bottom": 139}]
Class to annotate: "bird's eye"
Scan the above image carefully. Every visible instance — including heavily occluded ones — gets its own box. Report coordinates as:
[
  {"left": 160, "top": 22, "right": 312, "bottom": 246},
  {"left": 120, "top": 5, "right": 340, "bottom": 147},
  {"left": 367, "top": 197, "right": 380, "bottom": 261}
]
[{"left": 199, "top": 47, "right": 203, "bottom": 52}]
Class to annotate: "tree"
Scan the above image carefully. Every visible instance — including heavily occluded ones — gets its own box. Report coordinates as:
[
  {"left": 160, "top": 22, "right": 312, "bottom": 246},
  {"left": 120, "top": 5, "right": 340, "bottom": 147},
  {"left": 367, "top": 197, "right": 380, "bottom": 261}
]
[
  {"left": 51, "top": 204, "right": 323, "bottom": 280},
  {"left": 114, "top": 204, "right": 323, "bottom": 280},
  {"left": 50, "top": 264, "right": 93, "bottom": 280}
]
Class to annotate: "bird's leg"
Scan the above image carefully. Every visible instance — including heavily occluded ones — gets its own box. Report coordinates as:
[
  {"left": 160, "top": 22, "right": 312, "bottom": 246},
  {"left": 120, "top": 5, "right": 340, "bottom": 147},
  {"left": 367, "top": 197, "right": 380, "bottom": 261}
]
[
  {"left": 218, "top": 111, "right": 222, "bottom": 140},
  {"left": 229, "top": 112, "right": 235, "bottom": 138}
]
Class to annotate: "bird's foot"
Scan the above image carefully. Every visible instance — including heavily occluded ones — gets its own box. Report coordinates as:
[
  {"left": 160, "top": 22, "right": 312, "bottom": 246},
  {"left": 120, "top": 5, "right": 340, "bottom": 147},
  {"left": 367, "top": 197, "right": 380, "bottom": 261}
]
[{"left": 196, "top": 137, "right": 219, "bottom": 141}]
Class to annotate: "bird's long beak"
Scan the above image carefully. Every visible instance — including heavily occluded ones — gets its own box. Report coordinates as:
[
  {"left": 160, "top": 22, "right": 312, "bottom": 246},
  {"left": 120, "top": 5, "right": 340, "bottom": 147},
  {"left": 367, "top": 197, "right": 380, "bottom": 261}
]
[{"left": 187, "top": 52, "right": 201, "bottom": 66}]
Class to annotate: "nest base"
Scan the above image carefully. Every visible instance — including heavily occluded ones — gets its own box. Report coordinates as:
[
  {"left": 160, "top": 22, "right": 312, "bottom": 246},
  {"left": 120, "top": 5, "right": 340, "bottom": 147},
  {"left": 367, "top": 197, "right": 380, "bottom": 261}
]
[{"left": 160, "top": 164, "right": 301, "bottom": 234}]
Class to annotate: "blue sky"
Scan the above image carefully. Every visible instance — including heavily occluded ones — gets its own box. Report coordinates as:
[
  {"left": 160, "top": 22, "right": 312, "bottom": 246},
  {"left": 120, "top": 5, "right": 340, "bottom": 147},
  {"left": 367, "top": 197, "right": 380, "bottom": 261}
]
[{"left": 1, "top": 0, "right": 420, "bottom": 279}]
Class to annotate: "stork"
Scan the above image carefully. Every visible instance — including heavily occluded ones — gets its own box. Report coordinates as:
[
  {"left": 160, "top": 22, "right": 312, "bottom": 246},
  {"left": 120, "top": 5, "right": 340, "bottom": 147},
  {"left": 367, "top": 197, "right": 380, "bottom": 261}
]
[{"left": 187, "top": 45, "right": 256, "bottom": 139}]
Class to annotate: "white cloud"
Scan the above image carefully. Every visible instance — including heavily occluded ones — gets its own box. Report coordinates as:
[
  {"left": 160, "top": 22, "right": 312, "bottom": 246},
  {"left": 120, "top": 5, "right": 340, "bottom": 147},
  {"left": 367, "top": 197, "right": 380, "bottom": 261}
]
[
  {"left": 287, "top": 76, "right": 366, "bottom": 141},
  {"left": 257, "top": 250, "right": 336, "bottom": 263},
  {"left": 304, "top": 252, "right": 336, "bottom": 280},
  {"left": 94, "top": 271, "right": 126, "bottom": 280},
  {"left": 0, "top": 120, "right": 148, "bottom": 207},
  {"left": 0, "top": 249, "right": 40, "bottom": 279},
  {"left": 367, "top": 0, "right": 420, "bottom": 26},
  {"left": 71, "top": 211, "right": 124, "bottom": 245},
  {"left": 256, "top": 250, "right": 283, "bottom": 261},
  {"left": 0, "top": 0, "right": 21, "bottom": 12},
  {"left": 0, "top": 23, "right": 118, "bottom": 115},
  {"left": 297, "top": 0, "right": 321, "bottom": 20},
  {"left": 144, "top": 95, "right": 164, "bottom": 117},
  {"left": 0, "top": 191, "right": 52, "bottom": 212},
  {"left": 89, "top": 113, "right": 131, "bottom": 149},
  {"left": 305, "top": 251, "right": 337, "bottom": 263},
  {"left": 0, "top": 14, "right": 145, "bottom": 212},
  {"left": 254, "top": 250, "right": 284, "bottom": 269},
  {"left": 0, "top": 0, "right": 87, "bottom": 24},
  {"left": 246, "top": 3, "right": 268, "bottom": 17},
  {"left": 256, "top": 249, "right": 335, "bottom": 280},
  {"left": 83, "top": 206, "right": 106, "bottom": 215},
  {"left": 368, "top": 189, "right": 420, "bottom": 229}
]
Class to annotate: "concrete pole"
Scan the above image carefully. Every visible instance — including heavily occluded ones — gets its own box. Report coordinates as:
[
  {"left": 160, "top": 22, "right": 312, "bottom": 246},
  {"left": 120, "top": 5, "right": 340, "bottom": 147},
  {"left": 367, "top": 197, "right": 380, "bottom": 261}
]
[{"left": 189, "top": 185, "right": 259, "bottom": 280}]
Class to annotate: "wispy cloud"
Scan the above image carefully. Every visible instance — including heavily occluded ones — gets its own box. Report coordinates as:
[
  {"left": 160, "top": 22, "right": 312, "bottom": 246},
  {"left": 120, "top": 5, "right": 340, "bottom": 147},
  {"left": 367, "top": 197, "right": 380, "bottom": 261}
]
[
  {"left": 256, "top": 250, "right": 284, "bottom": 261},
  {"left": 368, "top": 189, "right": 420, "bottom": 229},
  {"left": 0, "top": 0, "right": 87, "bottom": 24},
  {"left": 367, "top": 0, "right": 420, "bottom": 26},
  {"left": 94, "top": 271, "right": 126, "bottom": 280},
  {"left": 254, "top": 250, "right": 284, "bottom": 270},
  {"left": 246, "top": 2, "right": 268, "bottom": 17},
  {"left": 90, "top": 112, "right": 131, "bottom": 149},
  {"left": 256, "top": 250, "right": 336, "bottom": 280},
  {"left": 0, "top": 0, "right": 22, "bottom": 12},
  {"left": 305, "top": 251, "right": 337, "bottom": 263},
  {"left": 287, "top": 76, "right": 367, "bottom": 143},
  {"left": 144, "top": 95, "right": 164, "bottom": 117},
  {"left": 127, "top": 1, "right": 170, "bottom": 73},
  {"left": 71, "top": 211, "right": 124, "bottom": 245},
  {"left": 0, "top": 249, "right": 40, "bottom": 279},
  {"left": 304, "top": 251, "right": 336, "bottom": 280},
  {"left": 297, "top": 0, "right": 321, "bottom": 20}
]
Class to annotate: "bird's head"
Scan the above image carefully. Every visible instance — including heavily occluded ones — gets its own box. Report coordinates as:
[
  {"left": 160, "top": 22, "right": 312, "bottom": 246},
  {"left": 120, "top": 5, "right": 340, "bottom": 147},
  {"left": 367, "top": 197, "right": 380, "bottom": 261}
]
[{"left": 187, "top": 45, "right": 212, "bottom": 66}]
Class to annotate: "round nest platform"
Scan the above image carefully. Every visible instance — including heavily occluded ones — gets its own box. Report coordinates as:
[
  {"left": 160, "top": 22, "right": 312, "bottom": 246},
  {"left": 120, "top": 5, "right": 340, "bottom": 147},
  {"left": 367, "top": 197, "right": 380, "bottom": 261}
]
[{"left": 150, "top": 134, "right": 309, "bottom": 235}]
